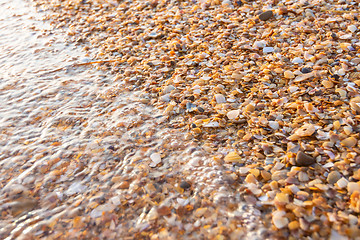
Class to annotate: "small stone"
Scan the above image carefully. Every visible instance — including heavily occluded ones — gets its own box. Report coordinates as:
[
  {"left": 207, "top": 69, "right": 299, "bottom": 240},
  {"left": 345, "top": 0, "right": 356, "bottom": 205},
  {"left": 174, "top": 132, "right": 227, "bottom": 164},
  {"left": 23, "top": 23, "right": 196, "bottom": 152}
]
[
  {"left": 147, "top": 31, "right": 161, "bottom": 39},
  {"left": 336, "top": 89, "right": 347, "bottom": 99},
  {"left": 90, "top": 203, "right": 115, "bottom": 219},
  {"left": 301, "top": 67, "right": 312, "bottom": 74},
  {"left": 222, "top": 0, "right": 233, "bottom": 7},
  {"left": 244, "top": 195, "right": 258, "bottom": 204},
  {"left": 180, "top": 181, "right": 191, "bottom": 190},
  {"left": 330, "top": 230, "right": 349, "bottom": 240},
  {"left": 284, "top": 70, "right": 295, "bottom": 79},
  {"left": 160, "top": 94, "right": 171, "bottom": 102},
  {"left": 340, "top": 42, "right": 353, "bottom": 51},
  {"left": 295, "top": 152, "right": 315, "bottom": 166},
  {"left": 203, "top": 121, "right": 220, "bottom": 127},
  {"left": 304, "top": 102, "right": 318, "bottom": 113},
  {"left": 327, "top": 171, "right": 341, "bottom": 184},
  {"left": 146, "top": 207, "right": 159, "bottom": 221},
  {"left": 258, "top": 10, "right": 274, "bottom": 21}
]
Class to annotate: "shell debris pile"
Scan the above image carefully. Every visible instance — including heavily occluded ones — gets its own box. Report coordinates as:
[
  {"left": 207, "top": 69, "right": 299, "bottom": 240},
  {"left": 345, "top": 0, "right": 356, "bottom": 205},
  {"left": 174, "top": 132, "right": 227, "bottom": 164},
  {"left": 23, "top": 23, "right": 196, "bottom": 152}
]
[{"left": 5, "top": 0, "right": 360, "bottom": 238}]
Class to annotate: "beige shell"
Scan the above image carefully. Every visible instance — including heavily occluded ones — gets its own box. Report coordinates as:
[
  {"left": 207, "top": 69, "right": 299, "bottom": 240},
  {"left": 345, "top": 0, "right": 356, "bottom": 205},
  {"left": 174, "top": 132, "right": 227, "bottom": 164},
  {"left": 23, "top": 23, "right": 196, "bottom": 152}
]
[
  {"left": 224, "top": 151, "right": 244, "bottom": 163},
  {"left": 350, "top": 97, "right": 360, "bottom": 113},
  {"left": 288, "top": 124, "right": 316, "bottom": 140}
]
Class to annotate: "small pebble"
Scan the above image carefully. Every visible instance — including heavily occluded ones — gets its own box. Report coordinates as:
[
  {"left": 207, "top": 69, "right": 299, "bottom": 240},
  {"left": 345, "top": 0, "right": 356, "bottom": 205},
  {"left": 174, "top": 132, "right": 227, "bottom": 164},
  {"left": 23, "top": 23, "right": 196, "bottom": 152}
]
[
  {"left": 301, "top": 67, "right": 312, "bottom": 74},
  {"left": 295, "top": 152, "right": 315, "bottom": 166},
  {"left": 180, "top": 181, "right": 191, "bottom": 190},
  {"left": 327, "top": 171, "right": 341, "bottom": 184},
  {"left": 258, "top": 10, "right": 274, "bottom": 21}
]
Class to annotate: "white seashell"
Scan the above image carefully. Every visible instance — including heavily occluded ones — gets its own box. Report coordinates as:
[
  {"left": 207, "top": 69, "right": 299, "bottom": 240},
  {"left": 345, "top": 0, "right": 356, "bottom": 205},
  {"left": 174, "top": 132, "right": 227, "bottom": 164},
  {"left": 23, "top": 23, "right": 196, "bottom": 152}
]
[
  {"left": 292, "top": 57, "right": 304, "bottom": 64},
  {"left": 263, "top": 47, "right": 274, "bottom": 53},
  {"left": 214, "top": 94, "right": 226, "bottom": 104}
]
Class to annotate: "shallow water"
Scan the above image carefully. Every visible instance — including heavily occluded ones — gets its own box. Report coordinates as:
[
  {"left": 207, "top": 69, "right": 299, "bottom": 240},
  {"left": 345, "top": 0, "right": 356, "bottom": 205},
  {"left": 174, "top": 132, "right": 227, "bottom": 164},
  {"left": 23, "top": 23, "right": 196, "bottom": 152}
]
[
  {"left": 0, "top": 0, "right": 160, "bottom": 235},
  {"left": 0, "top": 0, "right": 157, "bottom": 189},
  {"left": 0, "top": 0, "right": 265, "bottom": 238}
]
